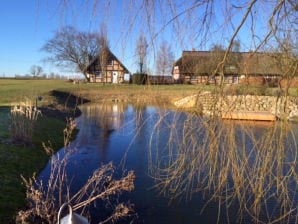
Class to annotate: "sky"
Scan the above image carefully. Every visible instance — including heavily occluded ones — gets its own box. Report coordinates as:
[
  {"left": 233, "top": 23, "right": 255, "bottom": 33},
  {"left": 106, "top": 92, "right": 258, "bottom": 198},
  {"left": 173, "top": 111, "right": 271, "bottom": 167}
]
[
  {"left": 0, "top": 0, "right": 216, "bottom": 77},
  {"left": 0, "top": 0, "right": 155, "bottom": 77},
  {"left": 0, "top": 0, "right": 110, "bottom": 77},
  {"left": 0, "top": 0, "right": 294, "bottom": 78},
  {"left": 0, "top": 1, "right": 67, "bottom": 77},
  {"left": 0, "top": 1, "right": 42, "bottom": 76}
]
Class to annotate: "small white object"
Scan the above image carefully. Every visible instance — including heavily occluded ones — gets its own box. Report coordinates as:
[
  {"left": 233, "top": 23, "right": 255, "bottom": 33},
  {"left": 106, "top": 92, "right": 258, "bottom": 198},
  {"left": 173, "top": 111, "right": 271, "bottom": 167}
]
[{"left": 57, "top": 203, "right": 89, "bottom": 224}]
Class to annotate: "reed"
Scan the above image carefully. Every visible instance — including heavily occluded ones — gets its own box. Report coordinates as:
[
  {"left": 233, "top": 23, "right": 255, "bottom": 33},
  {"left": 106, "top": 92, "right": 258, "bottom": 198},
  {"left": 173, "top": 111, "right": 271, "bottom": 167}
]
[{"left": 10, "top": 101, "right": 41, "bottom": 146}]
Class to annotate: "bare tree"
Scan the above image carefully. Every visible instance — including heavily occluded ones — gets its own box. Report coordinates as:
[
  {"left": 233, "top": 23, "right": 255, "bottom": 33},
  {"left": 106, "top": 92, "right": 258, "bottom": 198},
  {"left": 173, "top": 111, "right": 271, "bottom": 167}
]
[
  {"left": 135, "top": 32, "right": 148, "bottom": 74},
  {"left": 30, "top": 65, "right": 43, "bottom": 78},
  {"left": 207, "top": 44, "right": 226, "bottom": 83},
  {"left": 272, "top": 37, "right": 298, "bottom": 95},
  {"left": 155, "top": 40, "right": 175, "bottom": 76},
  {"left": 41, "top": 26, "right": 107, "bottom": 82},
  {"left": 98, "top": 25, "right": 109, "bottom": 83}
]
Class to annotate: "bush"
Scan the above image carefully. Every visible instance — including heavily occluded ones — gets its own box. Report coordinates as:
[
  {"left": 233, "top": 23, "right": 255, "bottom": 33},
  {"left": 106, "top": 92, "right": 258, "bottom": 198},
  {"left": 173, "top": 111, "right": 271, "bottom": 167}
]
[{"left": 132, "top": 73, "right": 147, "bottom": 85}]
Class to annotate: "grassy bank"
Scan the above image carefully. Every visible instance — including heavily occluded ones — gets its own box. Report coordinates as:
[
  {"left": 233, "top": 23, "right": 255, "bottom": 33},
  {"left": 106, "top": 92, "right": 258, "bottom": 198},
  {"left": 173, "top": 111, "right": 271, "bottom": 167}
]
[
  {"left": 0, "top": 107, "right": 66, "bottom": 223},
  {"left": 0, "top": 79, "right": 79, "bottom": 106},
  {"left": 0, "top": 79, "right": 212, "bottom": 107},
  {"left": 0, "top": 79, "right": 297, "bottom": 107},
  {"left": 0, "top": 80, "right": 83, "bottom": 222}
]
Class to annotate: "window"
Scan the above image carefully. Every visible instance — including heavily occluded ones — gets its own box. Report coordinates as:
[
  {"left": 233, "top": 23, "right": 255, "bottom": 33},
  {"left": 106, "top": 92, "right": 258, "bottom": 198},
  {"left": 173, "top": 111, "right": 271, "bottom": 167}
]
[
  {"left": 232, "top": 76, "right": 238, "bottom": 84},
  {"left": 95, "top": 71, "right": 102, "bottom": 78},
  {"left": 107, "top": 59, "right": 113, "bottom": 66}
]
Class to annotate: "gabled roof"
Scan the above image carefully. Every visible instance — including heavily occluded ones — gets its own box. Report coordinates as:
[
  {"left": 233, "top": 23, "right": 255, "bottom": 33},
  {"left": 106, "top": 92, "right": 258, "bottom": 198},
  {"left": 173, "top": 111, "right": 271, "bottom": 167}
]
[
  {"left": 174, "top": 50, "right": 283, "bottom": 76},
  {"left": 87, "top": 48, "right": 130, "bottom": 74}
]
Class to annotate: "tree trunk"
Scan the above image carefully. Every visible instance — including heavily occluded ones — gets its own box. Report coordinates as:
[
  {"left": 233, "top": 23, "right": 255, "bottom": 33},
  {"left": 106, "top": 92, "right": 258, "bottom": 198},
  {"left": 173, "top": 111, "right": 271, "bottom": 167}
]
[{"left": 83, "top": 72, "right": 91, "bottom": 82}]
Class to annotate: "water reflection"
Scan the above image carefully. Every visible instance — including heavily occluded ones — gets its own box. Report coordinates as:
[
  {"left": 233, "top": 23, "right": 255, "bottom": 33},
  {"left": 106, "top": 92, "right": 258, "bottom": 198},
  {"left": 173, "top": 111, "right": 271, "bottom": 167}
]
[
  {"left": 73, "top": 103, "right": 126, "bottom": 160},
  {"left": 149, "top": 113, "right": 298, "bottom": 223},
  {"left": 78, "top": 103, "right": 126, "bottom": 138},
  {"left": 39, "top": 103, "right": 298, "bottom": 224}
]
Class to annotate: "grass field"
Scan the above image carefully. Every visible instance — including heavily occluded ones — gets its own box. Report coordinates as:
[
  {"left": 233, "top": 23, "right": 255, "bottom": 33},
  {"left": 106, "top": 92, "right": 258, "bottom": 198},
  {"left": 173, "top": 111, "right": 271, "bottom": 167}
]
[
  {"left": 0, "top": 78, "right": 219, "bottom": 110},
  {"left": 0, "top": 79, "right": 78, "bottom": 106},
  {"left": 1, "top": 78, "right": 297, "bottom": 107}
]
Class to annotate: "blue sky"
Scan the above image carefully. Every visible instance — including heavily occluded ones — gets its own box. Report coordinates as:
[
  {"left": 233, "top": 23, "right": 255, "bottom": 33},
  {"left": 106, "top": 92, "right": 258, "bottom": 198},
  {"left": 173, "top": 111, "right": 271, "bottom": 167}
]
[
  {"left": 0, "top": 1, "right": 40, "bottom": 76},
  {"left": 0, "top": 1, "right": 63, "bottom": 76},
  {"left": 0, "top": 0, "right": 157, "bottom": 77},
  {"left": 0, "top": 1, "right": 212, "bottom": 76},
  {"left": 0, "top": 0, "right": 146, "bottom": 77},
  {"left": 0, "top": 0, "right": 286, "bottom": 77}
]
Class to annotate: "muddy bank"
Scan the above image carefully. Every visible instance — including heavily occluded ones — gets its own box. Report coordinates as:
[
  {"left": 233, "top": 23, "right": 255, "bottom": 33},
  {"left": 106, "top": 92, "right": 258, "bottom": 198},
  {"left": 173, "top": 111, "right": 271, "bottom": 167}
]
[{"left": 40, "top": 90, "right": 90, "bottom": 121}]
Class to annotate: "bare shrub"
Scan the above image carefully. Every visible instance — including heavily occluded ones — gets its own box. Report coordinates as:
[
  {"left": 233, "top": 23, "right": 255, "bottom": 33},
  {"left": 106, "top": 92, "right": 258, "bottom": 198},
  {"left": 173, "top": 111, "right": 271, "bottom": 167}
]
[
  {"left": 16, "top": 118, "right": 135, "bottom": 224},
  {"left": 10, "top": 101, "right": 41, "bottom": 146}
]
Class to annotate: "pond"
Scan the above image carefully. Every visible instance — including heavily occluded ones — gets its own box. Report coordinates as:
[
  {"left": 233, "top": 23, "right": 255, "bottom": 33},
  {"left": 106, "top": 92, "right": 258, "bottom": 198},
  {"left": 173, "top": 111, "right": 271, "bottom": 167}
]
[{"left": 39, "top": 103, "right": 298, "bottom": 224}]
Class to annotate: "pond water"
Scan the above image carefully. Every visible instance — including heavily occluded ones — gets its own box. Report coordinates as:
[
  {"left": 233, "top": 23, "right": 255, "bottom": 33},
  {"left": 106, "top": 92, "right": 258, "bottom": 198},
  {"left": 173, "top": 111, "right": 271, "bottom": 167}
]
[{"left": 39, "top": 103, "right": 298, "bottom": 224}]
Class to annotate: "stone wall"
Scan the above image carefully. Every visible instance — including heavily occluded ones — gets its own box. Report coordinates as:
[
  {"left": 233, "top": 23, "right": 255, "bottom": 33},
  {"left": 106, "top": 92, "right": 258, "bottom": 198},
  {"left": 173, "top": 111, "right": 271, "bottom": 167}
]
[{"left": 174, "top": 91, "right": 298, "bottom": 120}]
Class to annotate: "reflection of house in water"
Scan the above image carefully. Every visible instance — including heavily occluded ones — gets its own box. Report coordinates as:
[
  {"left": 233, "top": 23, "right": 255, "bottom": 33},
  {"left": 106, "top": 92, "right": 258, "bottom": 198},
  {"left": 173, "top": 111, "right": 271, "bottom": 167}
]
[
  {"left": 101, "top": 103, "right": 124, "bottom": 131},
  {"left": 79, "top": 103, "right": 127, "bottom": 145},
  {"left": 84, "top": 103, "right": 126, "bottom": 131}
]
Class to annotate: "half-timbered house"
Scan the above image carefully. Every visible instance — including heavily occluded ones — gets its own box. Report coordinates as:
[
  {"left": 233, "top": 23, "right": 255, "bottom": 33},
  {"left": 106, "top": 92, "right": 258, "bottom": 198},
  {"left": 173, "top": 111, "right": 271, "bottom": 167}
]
[
  {"left": 172, "top": 51, "right": 287, "bottom": 86},
  {"left": 87, "top": 48, "right": 130, "bottom": 83}
]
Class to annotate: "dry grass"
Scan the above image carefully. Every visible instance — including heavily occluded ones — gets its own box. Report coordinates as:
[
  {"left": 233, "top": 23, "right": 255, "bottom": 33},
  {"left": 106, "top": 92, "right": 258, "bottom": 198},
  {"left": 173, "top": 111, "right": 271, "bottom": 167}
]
[
  {"left": 16, "top": 118, "right": 135, "bottom": 224},
  {"left": 10, "top": 101, "right": 41, "bottom": 146}
]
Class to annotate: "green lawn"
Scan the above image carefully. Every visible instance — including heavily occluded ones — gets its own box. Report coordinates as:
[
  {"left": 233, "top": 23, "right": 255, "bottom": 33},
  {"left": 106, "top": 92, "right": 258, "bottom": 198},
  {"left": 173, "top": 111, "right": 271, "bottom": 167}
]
[
  {"left": 1, "top": 79, "right": 296, "bottom": 107},
  {"left": 0, "top": 79, "right": 79, "bottom": 106},
  {"left": 0, "top": 78, "right": 215, "bottom": 107}
]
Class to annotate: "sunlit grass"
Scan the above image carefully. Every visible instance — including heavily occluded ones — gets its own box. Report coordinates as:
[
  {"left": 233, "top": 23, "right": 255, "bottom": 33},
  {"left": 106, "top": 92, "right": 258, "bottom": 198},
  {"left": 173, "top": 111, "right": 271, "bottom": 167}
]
[
  {"left": 2, "top": 78, "right": 296, "bottom": 107},
  {"left": 0, "top": 79, "right": 77, "bottom": 106}
]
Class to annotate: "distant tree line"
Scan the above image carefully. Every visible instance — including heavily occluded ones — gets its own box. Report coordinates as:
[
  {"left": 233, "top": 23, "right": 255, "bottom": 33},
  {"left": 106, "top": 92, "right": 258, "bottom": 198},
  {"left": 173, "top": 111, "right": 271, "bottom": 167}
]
[{"left": 12, "top": 66, "right": 69, "bottom": 80}]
